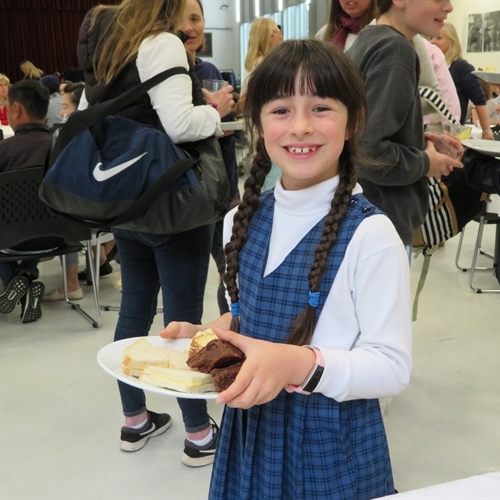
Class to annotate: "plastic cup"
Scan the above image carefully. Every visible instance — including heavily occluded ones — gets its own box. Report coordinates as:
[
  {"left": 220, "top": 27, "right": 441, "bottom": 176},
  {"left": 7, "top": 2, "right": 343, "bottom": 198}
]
[
  {"left": 202, "top": 79, "right": 228, "bottom": 92},
  {"left": 444, "top": 124, "right": 472, "bottom": 140},
  {"left": 434, "top": 134, "right": 461, "bottom": 159}
]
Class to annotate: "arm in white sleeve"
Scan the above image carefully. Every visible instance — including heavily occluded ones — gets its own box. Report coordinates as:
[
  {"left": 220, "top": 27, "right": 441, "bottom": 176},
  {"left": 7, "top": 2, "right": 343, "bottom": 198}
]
[
  {"left": 78, "top": 91, "right": 89, "bottom": 111},
  {"left": 313, "top": 216, "right": 412, "bottom": 401},
  {"left": 136, "top": 32, "right": 222, "bottom": 143}
]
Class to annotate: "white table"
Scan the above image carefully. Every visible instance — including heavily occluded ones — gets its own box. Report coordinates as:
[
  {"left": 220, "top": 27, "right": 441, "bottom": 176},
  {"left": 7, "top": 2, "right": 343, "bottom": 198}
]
[
  {"left": 220, "top": 120, "right": 243, "bottom": 131},
  {"left": 380, "top": 471, "right": 500, "bottom": 499}
]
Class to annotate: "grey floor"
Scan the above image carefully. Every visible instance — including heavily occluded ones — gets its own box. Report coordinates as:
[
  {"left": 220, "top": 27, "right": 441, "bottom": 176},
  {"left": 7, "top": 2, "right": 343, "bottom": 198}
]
[{"left": 1, "top": 218, "right": 499, "bottom": 499}]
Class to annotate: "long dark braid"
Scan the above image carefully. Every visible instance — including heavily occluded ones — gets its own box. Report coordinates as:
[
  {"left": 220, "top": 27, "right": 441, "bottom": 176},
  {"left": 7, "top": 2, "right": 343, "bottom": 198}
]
[
  {"left": 223, "top": 39, "right": 367, "bottom": 340},
  {"left": 287, "top": 146, "right": 357, "bottom": 346},
  {"left": 223, "top": 137, "right": 272, "bottom": 332}
]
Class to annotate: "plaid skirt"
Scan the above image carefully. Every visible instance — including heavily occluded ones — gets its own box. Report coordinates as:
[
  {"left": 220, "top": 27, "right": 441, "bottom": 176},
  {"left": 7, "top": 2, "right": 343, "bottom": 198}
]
[
  {"left": 210, "top": 394, "right": 393, "bottom": 500},
  {"left": 209, "top": 192, "right": 394, "bottom": 500}
]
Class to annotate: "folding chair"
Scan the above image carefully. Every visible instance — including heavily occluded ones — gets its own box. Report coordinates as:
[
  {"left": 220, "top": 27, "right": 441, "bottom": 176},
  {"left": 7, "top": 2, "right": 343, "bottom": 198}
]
[
  {"left": 0, "top": 167, "right": 101, "bottom": 326},
  {"left": 455, "top": 202, "right": 500, "bottom": 293}
]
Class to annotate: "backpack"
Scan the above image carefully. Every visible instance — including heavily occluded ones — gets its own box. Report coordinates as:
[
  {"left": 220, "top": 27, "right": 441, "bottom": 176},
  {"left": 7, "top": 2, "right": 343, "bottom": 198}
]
[
  {"left": 414, "top": 88, "right": 483, "bottom": 250},
  {"left": 39, "top": 67, "right": 229, "bottom": 235},
  {"left": 412, "top": 87, "right": 485, "bottom": 319}
]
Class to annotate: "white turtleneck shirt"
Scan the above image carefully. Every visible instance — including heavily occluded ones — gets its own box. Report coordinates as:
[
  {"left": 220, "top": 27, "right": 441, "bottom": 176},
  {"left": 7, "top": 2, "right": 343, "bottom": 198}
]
[{"left": 224, "top": 176, "right": 412, "bottom": 402}]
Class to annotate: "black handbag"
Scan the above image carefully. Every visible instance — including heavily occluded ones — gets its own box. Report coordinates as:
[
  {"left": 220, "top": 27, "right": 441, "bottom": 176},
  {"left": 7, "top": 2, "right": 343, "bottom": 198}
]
[
  {"left": 40, "top": 67, "right": 229, "bottom": 235},
  {"left": 462, "top": 148, "right": 500, "bottom": 195}
]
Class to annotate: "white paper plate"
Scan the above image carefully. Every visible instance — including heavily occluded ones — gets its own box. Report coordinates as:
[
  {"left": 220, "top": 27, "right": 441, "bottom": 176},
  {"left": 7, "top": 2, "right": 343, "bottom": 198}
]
[
  {"left": 462, "top": 139, "right": 500, "bottom": 157},
  {"left": 472, "top": 71, "right": 500, "bottom": 84},
  {"left": 97, "top": 337, "right": 218, "bottom": 399},
  {"left": 220, "top": 120, "right": 244, "bottom": 131}
]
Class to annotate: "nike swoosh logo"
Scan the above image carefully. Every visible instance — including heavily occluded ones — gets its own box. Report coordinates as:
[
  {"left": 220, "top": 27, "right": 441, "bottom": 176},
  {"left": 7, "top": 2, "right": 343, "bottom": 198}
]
[
  {"left": 140, "top": 423, "right": 155, "bottom": 436},
  {"left": 92, "top": 152, "right": 148, "bottom": 182}
]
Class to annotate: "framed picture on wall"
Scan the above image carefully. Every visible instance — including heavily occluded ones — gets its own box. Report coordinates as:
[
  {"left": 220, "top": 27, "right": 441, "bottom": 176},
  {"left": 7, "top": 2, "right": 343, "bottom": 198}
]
[
  {"left": 467, "top": 11, "right": 500, "bottom": 53},
  {"left": 483, "top": 11, "right": 500, "bottom": 52},
  {"left": 467, "top": 14, "right": 483, "bottom": 52},
  {"left": 199, "top": 33, "right": 213, "bottom": 58}
]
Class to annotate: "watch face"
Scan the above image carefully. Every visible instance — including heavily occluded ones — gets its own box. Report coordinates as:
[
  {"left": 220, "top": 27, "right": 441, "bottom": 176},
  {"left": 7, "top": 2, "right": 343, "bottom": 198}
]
[{"left": 301, "top": 365, "right": 324, "bottom": 394}]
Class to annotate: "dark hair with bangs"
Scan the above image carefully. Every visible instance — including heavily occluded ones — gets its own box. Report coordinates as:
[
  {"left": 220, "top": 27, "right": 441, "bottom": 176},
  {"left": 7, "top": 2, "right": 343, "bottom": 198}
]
[
  {"left": 245, "top": 39, "right": 365, "bottom": 150},
  {"left": 224, "top": 39, "right": 368, "bottom": 345}
]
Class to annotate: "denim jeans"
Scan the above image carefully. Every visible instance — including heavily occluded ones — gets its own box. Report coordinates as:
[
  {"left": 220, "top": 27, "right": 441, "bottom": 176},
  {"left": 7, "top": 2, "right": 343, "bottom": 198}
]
[
  {"left": 112, "top": 225, "right": 212, "bottom": 433},
  {"left": 0, "top": 260, "right": 39, "bottom": 288}
]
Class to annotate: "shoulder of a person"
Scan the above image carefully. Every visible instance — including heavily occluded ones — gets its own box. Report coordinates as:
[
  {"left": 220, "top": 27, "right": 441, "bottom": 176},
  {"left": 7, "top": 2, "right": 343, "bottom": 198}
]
[
  {"left": 350, "top": 212, "right": 403, "bottom": 260},
  {"left": 195, "top": 59, "right": 221, "bottom": 78},
  {"left": 139, "top": 31, "right": 185, "bottom": 51},
  {"left": 453, "top": 58, "right": 473, "bottom": 73},
  {"left": 138, "top": 33, "right": 188, "bottom": 72},
  {"left": 315, "top": 24, "right": 327, "bottom": 39},
  {"left": 355, "top": 25, "right": 412, "bottom": 54},
  {"left": 353, "top": 26, "right": 416, "bottom": 71}
]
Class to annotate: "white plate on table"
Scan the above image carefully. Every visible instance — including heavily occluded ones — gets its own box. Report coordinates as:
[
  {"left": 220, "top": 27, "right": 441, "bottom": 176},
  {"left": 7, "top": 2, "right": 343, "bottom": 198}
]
[
  {"left": 97, "top": 336, "right": 218, "bottom": 399},
  {"left": 220, "top": 120, "right": 244, "bottom": 131},
  {"left": 462, "top": 139, "right": 500, "bottom": 157},
  {"left": 472, "top": 71, "right": 500, "bottom": 84}
]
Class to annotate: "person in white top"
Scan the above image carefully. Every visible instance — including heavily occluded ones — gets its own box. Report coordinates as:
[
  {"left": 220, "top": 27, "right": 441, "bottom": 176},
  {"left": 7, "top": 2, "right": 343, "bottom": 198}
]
[
  {"left": 161, "top": 39, "right": 412, "bottom": 499},
  {"left": 77, "top": 0, "right": 234, "bottom": 467}
]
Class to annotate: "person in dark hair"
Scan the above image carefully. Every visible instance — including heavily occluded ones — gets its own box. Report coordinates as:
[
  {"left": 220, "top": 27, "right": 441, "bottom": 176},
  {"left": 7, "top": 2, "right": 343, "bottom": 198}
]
[
  {"left": 59, "top": 82, "right": 85, "bottom": 121},
  {"left": 161, "top": 39, "right": 412, "bottom": 499},
  {"left": 0, "top": 80, "right": 51, "bottom": 323}
]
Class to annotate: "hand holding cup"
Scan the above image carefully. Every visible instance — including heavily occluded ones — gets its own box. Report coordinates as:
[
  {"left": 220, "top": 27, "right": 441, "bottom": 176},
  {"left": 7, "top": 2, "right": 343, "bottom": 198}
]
[{"left": 202, "top": 79, "right": 234, "bottom": 117}]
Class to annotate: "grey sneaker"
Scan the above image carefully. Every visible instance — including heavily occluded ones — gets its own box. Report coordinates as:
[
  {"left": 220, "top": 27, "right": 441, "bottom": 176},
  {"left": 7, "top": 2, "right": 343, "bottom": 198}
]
[
  {"left": 120, "top": 411, "right": 172, "bottom": 452},
  {"left": 182, "top": 421, "right": 219, "bottom": 467},
  {"left": 21, "top": 281, "right": 44, "bottom": 324},
  {"left": 0, "top": 275, "right": 29, "bottom": 314}
]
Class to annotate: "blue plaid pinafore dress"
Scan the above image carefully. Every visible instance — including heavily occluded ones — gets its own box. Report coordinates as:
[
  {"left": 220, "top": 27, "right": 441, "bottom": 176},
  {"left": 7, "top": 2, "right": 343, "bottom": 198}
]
[{"left": 209, "top": 192, "right": 395, "bottom": 500}]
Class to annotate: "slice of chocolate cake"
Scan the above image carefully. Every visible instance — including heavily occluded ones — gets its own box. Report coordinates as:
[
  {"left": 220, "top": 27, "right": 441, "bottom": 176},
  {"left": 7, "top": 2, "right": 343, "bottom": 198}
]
[
  {"left": 187, "top": 339, "right": 245, "bottom": 374},
  {"left": 211, "top": 361, "right": 243, "bottom": 392}
]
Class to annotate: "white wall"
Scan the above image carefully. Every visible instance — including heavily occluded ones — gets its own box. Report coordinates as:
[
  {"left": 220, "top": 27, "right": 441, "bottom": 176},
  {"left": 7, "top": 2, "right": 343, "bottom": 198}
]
[
  {"left": 198, "top": 0, "right": 240, "bottom": 78},
  {"left": 447, "top": 0, "right": 500, "bottom": 70},
  {"left": 200, "top": 0, "right": 500, "bottom": 85}
]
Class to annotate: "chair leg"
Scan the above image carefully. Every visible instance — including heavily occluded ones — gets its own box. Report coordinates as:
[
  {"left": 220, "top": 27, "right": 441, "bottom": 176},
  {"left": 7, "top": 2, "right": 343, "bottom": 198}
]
[
  {"left": 456, "top": 220, "right": 496, "bottom": 273},
  {"left": 455, "top": 227, "right": 467, "bottom": 271},
  {"left": 65, "top": 243, "right": 102, "bottom": 327},
  {"left": 468, "top": 217, "right": 500, "bottom": 294},
  {"left": 96, "top": 231, "right": 121, "bottom": 312}
]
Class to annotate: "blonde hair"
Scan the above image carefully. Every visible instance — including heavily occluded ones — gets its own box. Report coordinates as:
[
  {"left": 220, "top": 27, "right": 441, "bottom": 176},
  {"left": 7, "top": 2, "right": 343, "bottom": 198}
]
[
  {"left": 245, "top": 18, "right": 277, "bottom": 72},
  {"left": 92, "top": 0, "right": 186, "bottom": 84},
  {"left": 0, "top": 73, "right": 10, "bottom": 85},
  {"left": 20, "top": 60, "right": 44, "bottom": 79},
  {"left": 441, "top": 22, "right": 462, "bottom": 66}
]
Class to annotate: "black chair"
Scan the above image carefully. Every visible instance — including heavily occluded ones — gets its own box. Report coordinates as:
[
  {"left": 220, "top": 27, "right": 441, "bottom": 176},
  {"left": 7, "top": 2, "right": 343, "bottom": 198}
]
[
  {"left": 0, "top": 167, "right": 101, "bottom": 327},
  {"left": 455, "top": 200, "right": 500, "bottom": 293}
]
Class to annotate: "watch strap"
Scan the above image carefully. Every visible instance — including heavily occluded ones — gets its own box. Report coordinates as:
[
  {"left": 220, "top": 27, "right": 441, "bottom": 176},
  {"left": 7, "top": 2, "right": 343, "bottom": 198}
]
[{"left": 285, "top": 346, "right": 325, "bottom": 395}]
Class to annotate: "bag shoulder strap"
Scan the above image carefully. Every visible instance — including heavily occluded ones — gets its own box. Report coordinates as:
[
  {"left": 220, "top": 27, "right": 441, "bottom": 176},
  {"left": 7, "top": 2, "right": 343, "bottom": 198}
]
[
  {"left": 50, "top": 66, "right": 189, "bottom": 163},
  {"left": 419, "top": 86, "right": 460, "bottom": 126},
  {"left": 91, "top": 66, "right": 189, "bottom": 121}
]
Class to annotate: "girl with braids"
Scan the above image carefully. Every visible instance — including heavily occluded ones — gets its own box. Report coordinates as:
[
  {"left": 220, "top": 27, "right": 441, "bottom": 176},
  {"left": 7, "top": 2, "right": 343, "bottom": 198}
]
[{"left": 161, "top": 39, "right": 412, "bottom": 500}]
